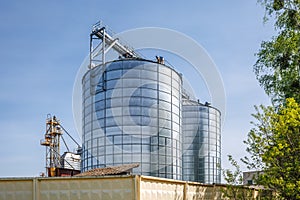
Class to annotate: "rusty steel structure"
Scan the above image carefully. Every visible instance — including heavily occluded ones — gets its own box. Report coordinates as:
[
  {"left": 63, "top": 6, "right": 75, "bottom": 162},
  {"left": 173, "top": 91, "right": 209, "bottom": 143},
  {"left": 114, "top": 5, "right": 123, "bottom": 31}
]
[{"left": 40, "top": 115, "right": 63, "bottom": 177}]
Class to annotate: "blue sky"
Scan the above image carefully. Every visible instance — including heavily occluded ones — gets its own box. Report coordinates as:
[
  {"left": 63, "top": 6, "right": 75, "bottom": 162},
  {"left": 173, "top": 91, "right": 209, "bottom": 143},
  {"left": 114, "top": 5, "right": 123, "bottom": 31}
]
[{"left": 0, "top": 0, "right": 274, "bottom": 177}]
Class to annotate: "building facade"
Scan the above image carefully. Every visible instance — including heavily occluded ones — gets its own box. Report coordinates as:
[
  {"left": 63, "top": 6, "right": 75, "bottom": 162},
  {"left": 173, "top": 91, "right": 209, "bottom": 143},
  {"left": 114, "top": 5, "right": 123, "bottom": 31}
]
[{"left": 82, "top": 58, "right": 221, "bottom": 183}]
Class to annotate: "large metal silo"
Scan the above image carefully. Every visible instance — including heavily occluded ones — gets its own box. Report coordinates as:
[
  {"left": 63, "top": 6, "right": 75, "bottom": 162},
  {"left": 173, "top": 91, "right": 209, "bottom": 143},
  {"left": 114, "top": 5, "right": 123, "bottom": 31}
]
[
  {"left": 82, "top": 59, "right": 183, "bottom": 180},
  {"left": 182, "top": 98, "right": 221, "bottom": 183}
]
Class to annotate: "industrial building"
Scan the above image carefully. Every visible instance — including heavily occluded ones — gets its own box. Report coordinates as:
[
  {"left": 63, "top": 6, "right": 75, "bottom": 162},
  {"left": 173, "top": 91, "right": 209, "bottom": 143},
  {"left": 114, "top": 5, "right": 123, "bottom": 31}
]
[
  {"left": 40, "top": 115, "right": 81, "bottom": 177},
  {"left": 0, "top": 22, "right": 272, "bottom": 200},
  {"left": 81, "top": 22, "right": 221, "bottom": 184}
]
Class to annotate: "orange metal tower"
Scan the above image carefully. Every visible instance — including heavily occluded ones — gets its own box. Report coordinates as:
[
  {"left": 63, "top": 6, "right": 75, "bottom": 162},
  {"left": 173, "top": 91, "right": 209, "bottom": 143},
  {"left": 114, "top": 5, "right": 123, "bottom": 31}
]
[{"left": 40, "top": 115, "right": 62, "bottom": 177}]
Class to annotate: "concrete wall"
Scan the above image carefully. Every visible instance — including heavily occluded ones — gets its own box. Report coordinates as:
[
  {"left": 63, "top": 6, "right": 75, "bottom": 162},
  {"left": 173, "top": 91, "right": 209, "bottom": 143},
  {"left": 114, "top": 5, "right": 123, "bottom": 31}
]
[
  {"left": 0, "top": 178, "right": 33, "bottom": 200},
  {"left": 0, "top": 175, "right": 260, "bottom": 200},
  {"left": 139, "top": 176, "right": 225, "bottom": 200},
  {"left": 0, "top": 176, "right": 136, "bottom": 200}
]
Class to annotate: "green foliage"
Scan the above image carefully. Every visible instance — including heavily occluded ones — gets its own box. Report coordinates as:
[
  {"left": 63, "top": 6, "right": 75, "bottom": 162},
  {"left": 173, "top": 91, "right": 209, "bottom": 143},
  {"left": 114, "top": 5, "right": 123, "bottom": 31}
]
[
  {"left": 223, "top": 155, "right": 243, "bottom": 186},
  {"left": 258, "top": 0, "right": 300, "bottom": 30},
  {"left": 255, "top": 0, "right": 300, "bottom": 104},
  {"left": 244, "top": 98, "right": 300, "bottom": 199},
  {"left": 221, "top": 156, "right": 255, "bottom": 199},
  {"left": 242, "top": 105, "right": 275, "bottom": 171},
  {"left": 240, "top": 2, "right": 300, "bottom": 199},
  {"left": 254, "top": 31, "right": 300, "bottom": 104},
  {"left": 273, "top": 0, "right": 284, "bottom": 11}
]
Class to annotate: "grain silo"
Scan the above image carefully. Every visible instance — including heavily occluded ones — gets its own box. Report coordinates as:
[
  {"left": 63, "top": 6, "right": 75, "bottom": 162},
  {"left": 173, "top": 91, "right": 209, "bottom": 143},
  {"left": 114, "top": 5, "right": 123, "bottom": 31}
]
[
  {"left": 81, "top": 22, "right": 221, "bottom": 183},
  {"left": 82, "top": 58, "right": 183, "bottom": 179},
  {"left": 182, "top": 96, "right": 221, "bottom": 183}
]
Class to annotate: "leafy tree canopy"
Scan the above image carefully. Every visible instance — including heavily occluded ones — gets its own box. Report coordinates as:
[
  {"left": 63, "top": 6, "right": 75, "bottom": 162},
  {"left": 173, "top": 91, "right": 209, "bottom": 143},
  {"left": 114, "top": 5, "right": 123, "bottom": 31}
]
[
  {"left": 243, "top": 98, "right": 300, "bottom": 199},
  {"left": 224, "top": 1, "right": 300, "bottom": 199},
  {"left": 255, "top": 0, "right": 300, "bottom": 104}
]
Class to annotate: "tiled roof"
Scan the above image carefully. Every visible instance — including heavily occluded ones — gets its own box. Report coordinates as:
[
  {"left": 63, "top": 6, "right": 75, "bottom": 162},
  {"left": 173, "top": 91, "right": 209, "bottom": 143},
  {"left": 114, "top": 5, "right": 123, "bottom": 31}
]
[{"left": 75, "top": 163, "right": 140, "bottom": 177}]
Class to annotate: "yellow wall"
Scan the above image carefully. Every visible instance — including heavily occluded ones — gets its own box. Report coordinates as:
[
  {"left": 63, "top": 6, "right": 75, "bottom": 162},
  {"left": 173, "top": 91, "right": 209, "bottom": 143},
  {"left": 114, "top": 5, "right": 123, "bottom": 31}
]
[
  {"left": 0, "top": 176, "right": 135, "bottom": 200},
  {"left": 0, "top": 175, "right": 260, "bottom": 200}
]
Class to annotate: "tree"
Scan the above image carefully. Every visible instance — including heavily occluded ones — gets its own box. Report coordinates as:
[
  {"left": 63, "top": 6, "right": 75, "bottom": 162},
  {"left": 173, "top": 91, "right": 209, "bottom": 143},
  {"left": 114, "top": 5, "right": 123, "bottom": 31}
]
[
  {"left": 225, "top": 2, "right": 300, "bottom": 199},
  {"left": 221, "top": 156, "right": 254, "bottom": 200},
  {"left": 244, "top": 98, "right": 300, "bottom": 199},
  {"left": 254, "top": 0, "right": 300, "bottom": 104}
]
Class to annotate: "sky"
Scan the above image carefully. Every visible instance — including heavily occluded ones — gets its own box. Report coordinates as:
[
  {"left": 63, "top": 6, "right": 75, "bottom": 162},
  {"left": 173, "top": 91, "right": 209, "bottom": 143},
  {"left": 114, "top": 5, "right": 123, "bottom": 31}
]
[{"left": 0, "top": 0, "right": 275, "bottom": 178}]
